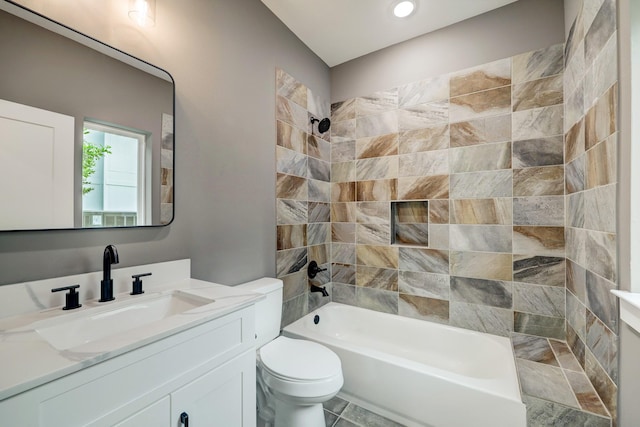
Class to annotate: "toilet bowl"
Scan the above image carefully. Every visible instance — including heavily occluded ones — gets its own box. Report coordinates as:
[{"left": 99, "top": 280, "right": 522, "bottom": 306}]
[{"left": 236, "top": 278, "right": 343, "bottom": 427}]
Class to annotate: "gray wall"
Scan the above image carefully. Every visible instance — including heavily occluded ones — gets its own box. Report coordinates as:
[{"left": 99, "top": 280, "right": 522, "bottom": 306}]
[
  {"left": 0, "top": 0, "right": 329, "bottom": 286},
  {"left": 330, "top": 0, "right": 565, "bottom": 103}
]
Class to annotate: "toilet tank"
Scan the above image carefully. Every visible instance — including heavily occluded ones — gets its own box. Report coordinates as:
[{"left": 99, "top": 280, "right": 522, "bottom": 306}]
[{"left": 236, "top": 278, "right": 283, "bottom": 347}]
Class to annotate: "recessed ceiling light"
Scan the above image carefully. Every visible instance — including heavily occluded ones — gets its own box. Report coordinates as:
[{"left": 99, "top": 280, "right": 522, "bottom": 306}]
[{"left": 393, "top": 0, "right": 416, "bottom": 18}]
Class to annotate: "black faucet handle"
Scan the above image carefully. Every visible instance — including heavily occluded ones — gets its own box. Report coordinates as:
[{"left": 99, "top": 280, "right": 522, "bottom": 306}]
[
  {"left": 308, "top": 261, "right": 328, "bottom": 279},
  {"left": 51, "top": 284, "right": 82, "bottom": 310},
  {"left": 131, "top": 272, "right": 152, "bottom": 295}
]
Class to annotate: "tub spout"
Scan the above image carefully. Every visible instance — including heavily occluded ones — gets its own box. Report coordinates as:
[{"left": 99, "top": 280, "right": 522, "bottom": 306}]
[{"left": 311, "top": 284, "right": 329, "bottom": 297}]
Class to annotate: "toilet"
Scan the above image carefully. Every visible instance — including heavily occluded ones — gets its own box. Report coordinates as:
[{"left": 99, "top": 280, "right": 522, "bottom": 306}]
[{"left": 237, "top": 278, "right": 343, "bottom": 427}]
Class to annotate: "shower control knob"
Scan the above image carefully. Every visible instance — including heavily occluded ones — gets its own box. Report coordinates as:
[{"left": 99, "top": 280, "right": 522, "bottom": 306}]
[{"left": 308, "top": 261, "right": 327, "bottom": 279}]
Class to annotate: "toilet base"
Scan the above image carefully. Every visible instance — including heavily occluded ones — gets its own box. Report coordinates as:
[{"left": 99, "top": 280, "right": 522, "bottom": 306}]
[{"left": 273, "top": 396, "right": 325, "bottom": 427}]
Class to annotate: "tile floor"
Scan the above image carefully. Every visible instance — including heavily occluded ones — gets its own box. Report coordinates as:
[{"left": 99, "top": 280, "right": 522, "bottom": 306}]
[{"left": 323, "top": 396, "right": 404, "bottom": 427}]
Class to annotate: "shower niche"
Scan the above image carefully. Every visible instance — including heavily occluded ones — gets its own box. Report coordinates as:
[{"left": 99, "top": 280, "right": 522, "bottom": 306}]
[{"left": 391, "top": 201, "right": 429, "bottom": 247}]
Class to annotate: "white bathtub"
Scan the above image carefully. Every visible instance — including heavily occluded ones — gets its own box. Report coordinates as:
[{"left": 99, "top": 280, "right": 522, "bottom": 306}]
[{"left": 283, "top": 302, "right": 526, "bottom": 427}]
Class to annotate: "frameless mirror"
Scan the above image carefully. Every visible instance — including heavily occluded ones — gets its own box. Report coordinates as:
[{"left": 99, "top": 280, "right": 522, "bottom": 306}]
[{"left": 0, "top": 0, "right": 174, "bottom": 230}]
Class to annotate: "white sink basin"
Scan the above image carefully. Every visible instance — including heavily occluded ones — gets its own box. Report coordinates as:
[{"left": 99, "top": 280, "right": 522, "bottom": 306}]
[{"left": 34, "top": 291, "right": 214, "bottom": 351}]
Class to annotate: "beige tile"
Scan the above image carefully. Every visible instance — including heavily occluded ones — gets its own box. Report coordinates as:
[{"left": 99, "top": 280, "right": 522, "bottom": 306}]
[
  {"left": 450, "top": 198, "right": 512, "bottom": 225},
  {"left": 450, "top": 86, "right": 511, "bottom": 123},
  {"left": 356, "top": 179, "right": 397, "bottom": 201},
  {"left": 398, "top": 176, "right": 449, "bottom": 200},
  {"left": 450, "top": 58, "right": 511, "bottom": 97},
  {"left": 356, "top": 245, "right": 399, "bottom": 269},
  {"left": 449, "top": 251, "right": 512, "bottom": 281},
  {"left": 356, "top": 133, "right": 398, "bottom": 159}
]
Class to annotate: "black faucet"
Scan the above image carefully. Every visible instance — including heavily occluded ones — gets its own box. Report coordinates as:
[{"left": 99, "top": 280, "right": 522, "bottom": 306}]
[
  {"left": 310, "top": 284, "right": 329, "bottom": 297},
  {"left": 99, "top": 244, "right": 119, "bottom": 302}
]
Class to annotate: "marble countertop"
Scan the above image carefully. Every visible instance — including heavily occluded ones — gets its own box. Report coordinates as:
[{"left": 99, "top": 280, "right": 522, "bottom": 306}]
[{"left": 0, "top": 278, "right": 262, "bottom": 401}]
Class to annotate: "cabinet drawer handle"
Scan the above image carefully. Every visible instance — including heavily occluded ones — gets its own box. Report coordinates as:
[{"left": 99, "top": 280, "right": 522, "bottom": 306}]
[{"left": 180, "top": 412, "right": 189, "bottom": 427}]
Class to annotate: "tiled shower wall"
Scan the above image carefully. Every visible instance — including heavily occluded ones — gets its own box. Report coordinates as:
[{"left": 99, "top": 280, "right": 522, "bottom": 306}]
[
  {"left": 564, "top": 0, "right": 618, "bottom": 419},
  {"left": 328, "top": 44, "right": 566, "bottom": 339},
  {"left": 275, "top": 69, "right": 332, "bottom": 327}
]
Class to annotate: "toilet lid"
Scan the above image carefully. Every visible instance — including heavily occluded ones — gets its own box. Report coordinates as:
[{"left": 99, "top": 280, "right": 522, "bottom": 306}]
[{"left": 260, "top": 336, "right": 341, "bottom": 382}]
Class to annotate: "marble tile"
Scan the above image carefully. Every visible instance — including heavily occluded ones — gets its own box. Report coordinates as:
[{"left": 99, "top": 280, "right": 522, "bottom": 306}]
[
  {"left": 513, "top": 255, "right": 565, "bottom": 287},
  {"left": 331, "top": 182, "right": 356, "bottom": 202},
  {"left": 449, "top": 301, "right": 513, "bottom": 336},
  {"left": 324, "top": 396, "right": 349, "bottom": 416},
  {"left": 332, "top": 283, "right": 357, "bottom": 306},
  {"left": 276, "top": 173, "right": 307, "bottom": 200},
  {"left": 449, "top": 114, "right": 511, "bottom": 148},
  {"left": 356, "top": 90, "right": 398, "bottom": 117},
  {"left": 565, "top": 119, "right": 585, "bottom": 164},
  {"left": 356, "top": 157, "right": 398, "bottom": 181},
  {"left": 398, "top": 75, "right": 449, "bottom": 107},
  {"left": 585, "top": 348, "right": 617, "bottom": 420},
  {"left": 586, "top": 134, "right": 616, "bottom": 189},
  {"left": 565, "top": 370, "right": 610, "bottom": 417},
  {"left": 308, "top": 157, "right": 330, "bottom": 182},
  {"left": 399, "top": 294, "right": 449, "bottom": 324},
  {"left": 586, "top": 310, "right": 612, "bottom": 378},
  {"left": 394, "top": 224, "right": 429, "bottom": 246},
  {"left": 565, "top": 81, "right": 584, "bottom": 130},
  {"left": 356, "top": 111, "right": 398, "bottom": 139},
  {"left": 333, "top": 418, "right": 359, "bottom": 427},
  {"left": 357, "top": 223, "right": 391, "bottom": 245},
  {"left": 513, "top": 74, "right": 563, "bottom": 112},
  {"left": 450, "top": 224, "right": 512, "bottom": 253},
  {"left": 277, "top": 145, "right": 307, "bottom": 177},
  {"left": 355, "top": 287, "right": 398, "bottom": 315},
  {"left": 450, "top": 276, "right": 512, "bottom": 309},
  {"left": 395, "top": 200, "right": 428, "bottom": 223},
  {"left": 399, "top": 247, "right": 449, "bottom": 274},
  {"left": 356, "top": 134, "right": 398, "bottom": 159},
  {"left": 450, "top": 170, "right": 513, "bottom": 199},
  {"left": 584, "top": 185, "right": 616, "bottom": 233},
  {"left": 398, "top": 270, "right": 450, "bottom": 299},
  {"left": 324, "top": 410, "right": 339, "bottom": 427},
  {"left": 583, "top": 0, "right": 607, "bottom": 32},
  {"left": 513, "top": 196, "right": 564, "bottom": 226},
  {"left": 281, "top": 293, "right": 307, "bottom": 328},
  {"left": 567, "top": 324, "right": 586, "bottom": 369},
  {"left": 512, "top": 334, "right": 559, "bottom": 366},
  {"left": 512, "top": 105, "right": 563, "bottom": 141},
  {"left": 281, "top": 269, "right": 307, "bottom": 301},
  {"left": 522, "top": 395, "right": 610, "bottom": 427},
  {"left": 331, "top": 161, "right": 355, "bottom": 183},
  {"left": 331, "top": 99, "right": 356, "bottom": 122},
  {"left": 340, "top": 402, "right": 405, "bottom": 427},
  {"left": 397, "top": 175, "right": 449, "bottom": 200},
  {"left": 308, "top": 223, "right": 330, "bottom": 245},
  {"left": 512, "top": 44, "right": 564, "bottom": 84},
  {"left": 564, "top": 40, "right": 586, "bottom": 98},
  {"left": 514, "top": 312, "right": 565, "bottom": 340},
  {"left": 585, "top": 271, "right": 617, "bottom": 332},
  {"left": 331, "top": 140, "right": 355, "bottom": 163},
  {"left": 398, "top": 125, "right": 449, "bottom": 154},
  {"left": 356, "top": 265, "right": 398, "bottom": 290},
  {"left": 429, "top": 224, "right": 450, "bottom": 250},
  {"left": 357, "top": 202, "right": 390, "bottom": 224},
  {"left": 513, "top": 226, "right": 565, "bottom": 257},
  {"left": 512, "top": 136, "right": 564, "bottom": 168},
  {"left": 450, "top": 58, "right": 511, "bottom": 97},
  {"left": 565, "top": 4, "right": 585, "bottom": 59},
  {"left": 585, "top": 84, "right": 617, "bottom": 149},
  {"left": 585, "top": 32, "right": 617, "bottom": 105},
  {"left": 429, "top": 199, "right": 449, "bottom": 224},
  {"left": 331, "top": 223, "right": 355, "bottom": 244},
  {"left": 398, "top": 100, "right": 449, "bottom": 131},
  {"left": 568, "top": 192, "right": 585, "bottom": 228},
  {"left": 450, "top": 141, "right": 511, "bottom": 173},
  {"left": 449, "top": 86, "right": 511, "bottom": 123},
  {"left": 513, "top": 283, "right": 565, "bottom": 317},
  {"left": 567, "top": 289, "right": 587, "bottom": 340},
  {"left": 277, "top": 120, "right": 307, "bottom": 154},
  {"left": 307, "top": 90, "right": 329, "bottom": 123},
  {"left": 584, "top": 0, "right": 616, "bottom": 64},
  {"left": 585, "top": 231, "right": 617, "bottom": 283},
  {"left": 449, "top": 251, "right": 512, "bottom": 281},
  {"left": 567, "top": 259, "right": 587, "bottom": 303},
  {"left": 309, "top": 179, "right": 331, "bottom": 203},
  {"left": 513, "top": 166, "right": 564, "bottom": 196},
  {"left": 308, "top": 134, "right": 331, "bottom": 162},
  {"left": 450, "top": 198, "right": 512, "bottom": 225},
  {"left": 330, "top": 202, "right": 355, "bottom": 223},
  {"left": 276, "top": 95, "right": 308, "bottom": 131},
  {"left": 549, "top": 340, "right": 584, "bottom": 372},
  {"left": 332, "top": 243, "right": 356, "bottom": 264},
  {"left": 398, "top": 149, "right": 449, "bottom": 177},
  {"left": 276, "top": 247, "right": 307, "bottom": 277},
  {"left": 276, "top": 199, "right": 307, "bottom": 225},
  {"left": 276, "top": 68, "right": 307, "bottom": 107},
  {"left": 566, "top": 227, "right": 587, "bottom": 266},
  {"left": 309, "top": 244, "right": 329, "bottom": 266},
  {"left": 356, "top": 245, "right": 399, "bottom": 269},
  {"left": 332, "top": 263, "right": 356, "bottom": 285},
  {"left": 356, "top": 179, "right": 397, "bottom": 201},
  {"left": 331, "top": 119, "right": 356, "bottom": 143},
  {"left": 277, "top": 224, "right": 307, "bottom": 250},
  {"left": 566, "top": 155, "right": 585, "bottom": 194}
]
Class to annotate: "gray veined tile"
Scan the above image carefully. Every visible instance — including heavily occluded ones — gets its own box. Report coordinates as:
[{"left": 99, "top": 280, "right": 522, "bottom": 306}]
[
  {"left": 449, "top": 141, "right": 511, "bottom": 173},
  {"left": 399, "top": 247, "right": 449, "bottom": 274},
  {"left": 512, "top": 105, "right": 563, "bottom": 141},
  {"left": 512, "top": 334, "right": 559, "bottom": 365},
  {"left": 394, "top": 222, "right": 429, "bottom": 246},
  {"left": 584, "top": 185, "right": 616, "bottom": 233},
  {"left": 585, "top": 231, "right": 617, "bottom": 283},
  {"left": 340, "top": 402, "right": 405, "bottom": 427},
  {"left": 513, "top": 226, "right": 565, "bottom": 257},
  {"left": 355, "top": 287, "right": 398, "bottom": 315},
  {"left": 398, "top": 149, "right": 449, "bottom": 177},
  {"left": 309, "top": 202, "right": 330, "bottom": 223},
  {"left": 513, "top": 255, "right": 565, "bottom": 287},
  {"left": 514, "top": 311, "right": 565, "bottom": 340},
  {"left": 398, "top": 75, "right": 449, "bottom": 107},
  {"left": 276, "top": 146, "right": 307, "bottom": 177},
  {"left": 356, "top": 157, "right": 398, "bottom": 181},
  {"left": 276, "top": 247, "right": 307, "bottom": 277},
  {"left": 332, "top": 140, "right": 356, "bottom": 163},
  {"left": 564, "top": 40, "right": 586, "bottom": 98},
  {"left": 522, "top": 395, "right": 611, "bottom": 427},
  {"left": 516, "top": 359, "right": 579, "bottom": 408},
  {"left": 355, "top": 89, "right": 398, "bottom": 117},
  {"left": 307, "top": 89, "right": 329, "bottom": 119},
  {"left": 281, "top": 293, "right": 307, "bottom": 328},
  {"left": 449, "top": 301, "right": 512, "bottom": 336},
  {"left": 450, "top": 276, "right": 512, "bottom": 309},
  {"left": 549, "top": 340, "right": 584, "bottom": 372},
  {"left": 276, "top": 95, "right": 309, "bottom": 131},
  {"left": 281, "top": 269, "right": 307, "bottom": 301},
  {"left": 585, "top": 31, "right": 617, "bottom": 105},
  {"left": 331, "top": 161, "right": 355, "bottom": 183},
  {"left": 513, "top": 196, "right": 564, "bottom": 226},
  {"left": 332, "top": 243, "right": 356, "bottom": 264},
  {"left": 449, "top": 58, "right": 511, "bottom": 97},
  {"left": 512, "top": 44, "right": 564, "bottom": 84},
  {"left": 565, "top": 81, "right": 585, "bottom": 131},
  {"left": 567, "top": 259, "right": 587, "bottom": 303},
  {"left": 308, "top": 223, "right": 330, "bottom": 245},
  {"left": 331, "top": 99, "right": 356, "bottom": 122},
  {"left": 357, "top": 202, "right": 390, "bottom": 224},
  {"left": 513, "top": 166, "right": 564, "bottom": 196},
  {"left": 450, "top": 170, "right": 513, "bottom": 199},
  {"left": 512, "top": 136, "right": 564, "bottom": 168},
  {"left": 585, "top": 270, "right": 617, "bottom": 332},
  {"left": 450, "top": 114, "right": 511, "bottom": 148},
  {"left": 308, "top": 179, "right": 331, "bottom": 202},
  {"left": 583, "top": 0, "right": 607, "bottom": 32},
  {"left": 584, "top": 0, "right": 616, "bottom": 64},
  {"left": 276, "top": 68, "right": 307, "bottom": 108},
  {"left": 586, "top": 310, "right": 611, "bottom": 377},
  {"left": 567, "top": 289, "right": 587, "bottom": 341},
  {"left": 513, "top": 283, "right": 565, "bottom": 317},
  {"left": 512, "top": 74, "right": 563, "bottom": 112},
  {"left": 308, "top": 157, "right": 330, "bottom": 182},
  {"left": 398, "top": 125, "right": 449, "bottom": 154},
  {"left": 330, "top": 284, "right": 357, "bottom": 308},
  {"left": 398, "top": 270, "right": 450, "bottom": 299},
  {"left": 566, "top": 155, "right": 585, "bottom": 194},
  {"left": 357, "top": 223, "right": 391, "bottom": 245},
  {"left": 449, "top": 224, "right": 512, "bottom": 253},
  {"left": 331, "top": 119, "right": 356, "bottom": 143},
  {"left": 429, "top": 224, "right": 450, "bottom": 250},
  {"left": 398, "top": 100, "right": 449, "bottom": 131},
  {"left": 449, "top": 85, "right": 511, "bottom": 123},
  {"left": 356, "top": 265, "right": 398, "bottom": 290},
  {"left": 276, "top": 199, "right": 307, "bottom": 225},
  {"left": 565, "top": 2, "right": 584, "bottom": 60},
  {"left": 356, "top": 133, "right": 398, "bottom": 159},
  {"left": 332, "top": 263, "right": 356, "bottom": 285},
  {"left": 399, "top": 294, "right": 449, "bottom": 324},
  {"left": 566, "top": 227, "right": 586, "bottom": 266},
  {"left": 356, "top": 110, "right": 398, "bottom": 139}
]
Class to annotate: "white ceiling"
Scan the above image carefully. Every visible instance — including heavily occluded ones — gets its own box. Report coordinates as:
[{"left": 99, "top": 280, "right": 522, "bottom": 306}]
[{"left": 260, "top": 0, "right": 521, "bottom": 67}]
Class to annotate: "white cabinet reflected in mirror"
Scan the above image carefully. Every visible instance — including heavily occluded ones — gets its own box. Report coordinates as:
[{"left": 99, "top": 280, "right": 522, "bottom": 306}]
[{"left": 0, "top": 0, "right": 174, "bottom": 230}]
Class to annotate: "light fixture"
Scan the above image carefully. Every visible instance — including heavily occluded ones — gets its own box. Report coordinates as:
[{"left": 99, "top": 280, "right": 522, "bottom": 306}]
[
  {"left": 129, "top": 0, "right": 156, "bottom": 27},
  {"left": 393, "top": 0, "right": 416, "bottom": 18}
]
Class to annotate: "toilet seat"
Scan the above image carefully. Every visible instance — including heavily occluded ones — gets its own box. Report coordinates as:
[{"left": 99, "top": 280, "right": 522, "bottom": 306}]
[{"left": 259, "top": 336, "right": 343, "bottom": 398}]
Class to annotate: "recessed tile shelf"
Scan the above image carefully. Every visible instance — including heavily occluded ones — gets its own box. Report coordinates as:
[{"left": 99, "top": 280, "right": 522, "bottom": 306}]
[
  {"left": 391, "top": 201, "right": 429, "bottom": 247},
  {"left": 611, "top": 290, "right": 640, "bottom": 333}
]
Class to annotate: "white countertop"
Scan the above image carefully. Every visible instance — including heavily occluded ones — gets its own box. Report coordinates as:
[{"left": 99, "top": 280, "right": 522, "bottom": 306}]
[
  {"left": 611, "top": 290, "right": 640, "bottom": 334},
  {"left": 0, "top": 278, "right": 262, "bottom": 401}
]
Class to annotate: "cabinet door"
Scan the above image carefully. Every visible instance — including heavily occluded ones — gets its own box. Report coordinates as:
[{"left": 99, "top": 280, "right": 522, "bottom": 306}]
[
  {"left": 113, "top": 396, "right": 170, "bottom": 427},
  {"left": 171, "top": 350, "right": 256, "bottom": 427}
]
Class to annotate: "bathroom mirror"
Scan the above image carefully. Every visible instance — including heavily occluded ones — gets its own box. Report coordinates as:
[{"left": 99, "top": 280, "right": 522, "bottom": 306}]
[{"left": 0, "top": 0, "right": 174, "bottom": 231}]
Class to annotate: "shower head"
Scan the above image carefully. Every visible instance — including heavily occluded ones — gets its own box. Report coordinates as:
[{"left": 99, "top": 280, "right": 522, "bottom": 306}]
[{"left": 310, "top": 116, "right": 331, "bottom": 134}]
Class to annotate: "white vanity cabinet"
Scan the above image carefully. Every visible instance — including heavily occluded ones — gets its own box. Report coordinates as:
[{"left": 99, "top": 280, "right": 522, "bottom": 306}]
[{"left": 0, "top": 305, "right": 256, "bottom": 427}]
